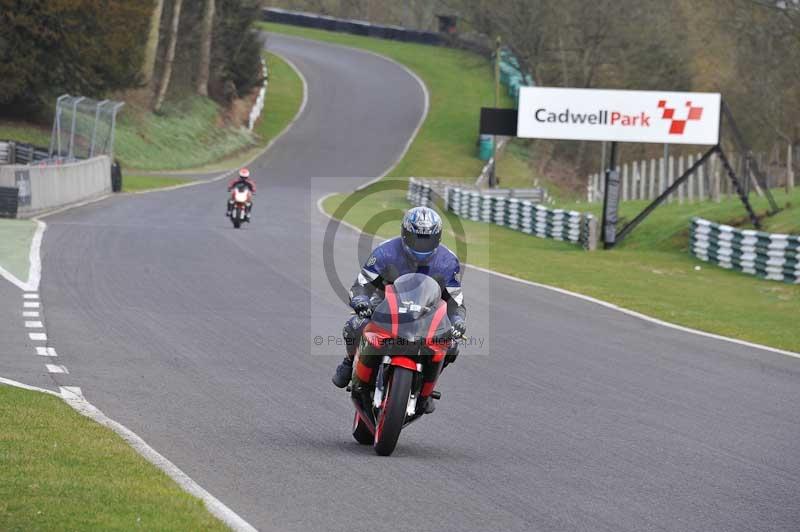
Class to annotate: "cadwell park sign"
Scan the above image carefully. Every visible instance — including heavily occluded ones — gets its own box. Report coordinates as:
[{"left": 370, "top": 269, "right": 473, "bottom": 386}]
[{"left": 516, "top": 87, "right": 722, "bottom": 146}]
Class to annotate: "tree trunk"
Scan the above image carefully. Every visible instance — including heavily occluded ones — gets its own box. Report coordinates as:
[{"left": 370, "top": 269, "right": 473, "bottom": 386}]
[
  {"left": 142, "top": 0, "right": 165, "bottom": 87},
  {"left": 197, "top": 0, "right": 215, "bottom": 97},
  {"left": 154, "top": 0, "right": 183, "bottom": 113}
]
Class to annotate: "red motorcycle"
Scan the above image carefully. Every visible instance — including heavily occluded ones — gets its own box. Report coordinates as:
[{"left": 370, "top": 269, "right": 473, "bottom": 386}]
[
  {"left": 348, "top": 273, "right": 452, "bottom": 456},
  {"left": 229, "top": 183, "right": 253, "bottom": 228}
]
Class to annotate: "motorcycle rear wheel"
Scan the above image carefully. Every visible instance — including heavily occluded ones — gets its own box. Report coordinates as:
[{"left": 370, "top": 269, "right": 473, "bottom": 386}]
[{"left": 373, "top": 366, "right": 413, "bottom": 456}]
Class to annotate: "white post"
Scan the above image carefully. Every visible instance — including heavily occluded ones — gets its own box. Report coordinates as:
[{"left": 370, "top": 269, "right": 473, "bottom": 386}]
[
  {"left": 677, "top": 155, "right": 685, "bottom": 204},
  {"left": 687, "top": 154, "right": 695, "bottom": 202},
  {"left": 649, "top": 158, "right": 657, "bottom": 200},
  {"left": 660, "top": 156, "right": 667, "bottom": 200},
  {"left": 622, "top": 163, "right": 629, "bottom": 201},
  {"left": 697, "top": 152, "right": 706, "bottom": 201},
  {"left": 633, "top": 161, "right": 647, "bottom": 199},
  {"left": 667, "top": 155, "right": 675, "bottom": 204},
  {"left": 712, "top": 154, "right": 720, "bottom": 202}
]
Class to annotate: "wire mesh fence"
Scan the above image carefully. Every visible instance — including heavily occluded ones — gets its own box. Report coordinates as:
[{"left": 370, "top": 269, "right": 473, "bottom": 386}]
[{"left": 49, "top": 95, "right": 124, "bottom": 162}]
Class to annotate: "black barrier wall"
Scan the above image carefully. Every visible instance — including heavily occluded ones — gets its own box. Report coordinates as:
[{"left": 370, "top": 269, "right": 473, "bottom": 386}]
[{"left": 263, "top": 8, "right": 445, "bottom": 46}]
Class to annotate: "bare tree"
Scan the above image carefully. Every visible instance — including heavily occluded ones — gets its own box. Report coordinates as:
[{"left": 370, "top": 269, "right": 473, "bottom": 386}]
[
  {"left": 154, "top": 0, "right": 184, "bottom": 112},
  {"left": 197, "top": 0, "right": 216, "bottom": 97},
  {"left": 142, "top": 0, "right": 165, "bottom": 87}
]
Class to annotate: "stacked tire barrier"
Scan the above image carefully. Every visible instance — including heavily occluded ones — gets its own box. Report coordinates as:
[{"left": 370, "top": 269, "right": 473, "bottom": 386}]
[
  {"left": 690, "top": 217, "right": 800, "bottom": 283},
  {"left": 407, "top": 179, "right": 596, "bottom": 250}
]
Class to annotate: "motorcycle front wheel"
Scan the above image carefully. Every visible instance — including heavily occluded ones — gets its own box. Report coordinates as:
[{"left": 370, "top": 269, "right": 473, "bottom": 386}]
[{"left": 373, "top": 366, "right": 413, "bottom": 456}]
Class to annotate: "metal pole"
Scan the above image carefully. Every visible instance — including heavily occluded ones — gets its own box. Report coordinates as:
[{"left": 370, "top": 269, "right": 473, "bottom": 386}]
[
  {"left": 616, "top": 145, "right": 718, "bottom": 244},
  {"left": 50, "top": 94, "right": 69, "bottom": 158},
  {"left": 89, "top": 100, "right": 109, "bottom": 158},
  {"left": 490, "top": 36, "right": 501, "bottom": 189},
  {"left": 67, "top": 96, "right": 85, "bottom": 160}
]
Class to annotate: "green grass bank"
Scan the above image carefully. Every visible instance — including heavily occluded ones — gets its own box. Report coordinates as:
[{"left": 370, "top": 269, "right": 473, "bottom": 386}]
[
  {"left": 0, "top": 51, "right": 303, "bottom": 175},
  {"left": 0, "top": 385, "right": 227, "bottom": 531}
]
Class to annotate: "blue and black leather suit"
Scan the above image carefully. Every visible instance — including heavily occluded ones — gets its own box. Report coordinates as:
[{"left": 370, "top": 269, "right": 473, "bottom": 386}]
[{"left": 342, "top": 237, "right": 466, "bottom": 359}]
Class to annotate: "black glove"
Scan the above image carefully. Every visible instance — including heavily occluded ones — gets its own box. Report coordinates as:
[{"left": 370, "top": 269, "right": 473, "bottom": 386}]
[
  {"left": 351, "top": 295, "right": 372, "bottom": 318},
  {"left": 451, "top": 317, "right": 466, "bottom": 339}
]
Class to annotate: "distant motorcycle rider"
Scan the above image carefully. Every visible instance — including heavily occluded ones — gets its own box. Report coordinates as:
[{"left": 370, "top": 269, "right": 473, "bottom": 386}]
[
  {"left": 331, "top": 206, "right": 466, "bottom": 414},
  {"left": 226, "top": 168, "right": 256, "bottom": 220}
]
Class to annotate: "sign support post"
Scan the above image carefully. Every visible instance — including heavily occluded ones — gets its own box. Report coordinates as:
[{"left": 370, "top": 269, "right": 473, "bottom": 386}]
[{"left": 601, "top": 141, "right": 619, "bottom": 248}]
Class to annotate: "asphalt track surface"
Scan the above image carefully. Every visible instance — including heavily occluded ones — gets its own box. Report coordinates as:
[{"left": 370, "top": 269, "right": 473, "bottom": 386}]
[{"left": 3, "top": 34, "right": 799, "bottom": 531}]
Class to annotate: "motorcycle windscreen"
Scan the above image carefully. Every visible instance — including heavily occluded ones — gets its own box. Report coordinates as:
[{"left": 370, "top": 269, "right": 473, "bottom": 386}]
[{"left": 371, "top": 274, "right": 443, "bottom": 342}]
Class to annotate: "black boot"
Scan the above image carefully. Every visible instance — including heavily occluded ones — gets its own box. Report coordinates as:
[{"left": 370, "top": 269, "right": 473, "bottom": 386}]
[
  {"left": 332, "top": 356, "right": 353, "bottom": 388},
  {"left": 419, "top": 396, "right": 436, "bottom": 414}
]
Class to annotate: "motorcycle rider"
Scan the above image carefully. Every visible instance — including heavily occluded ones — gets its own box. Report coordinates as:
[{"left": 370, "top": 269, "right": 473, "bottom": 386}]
[
  {"left": 331, "top": 206, "right": 466, "bottom": 414},
  {"left": 226, "top": 168, "right": 256, "bottom": 220}
]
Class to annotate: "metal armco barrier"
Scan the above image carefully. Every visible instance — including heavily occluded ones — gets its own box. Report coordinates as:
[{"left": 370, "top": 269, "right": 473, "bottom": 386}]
[
  {"left": 263, "top": 8, "right": 444, "bottom": 45},
  {"left": 690, "top": 217, "right": 800, "bottom": 283},
  {"left": 407, "top": 179, "right": 596, "bottom": 250},
  {"left": 0, "top": 141, "right": 50, "bottom": 165}
]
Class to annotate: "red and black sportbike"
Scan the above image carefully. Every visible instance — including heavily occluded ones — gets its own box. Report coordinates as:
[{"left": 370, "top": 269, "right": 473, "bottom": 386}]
[
  {"left": 348, "top": 273, "right": 453, "bottom": 456},
  {"left": 229, "top": 182, "right": 253, "bottom": 229}
]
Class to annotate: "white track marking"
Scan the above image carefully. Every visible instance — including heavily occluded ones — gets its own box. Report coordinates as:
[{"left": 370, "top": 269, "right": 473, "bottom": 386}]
[
  {"left": 26, "top": 220, "right": 45, "bottom": 291},
  {"left": 28, "top": 332, "right": 47, "bottom": 341},
  {"left": 23, "top": 311, "right": 39, "bottom": 317},
  {"left": 24, "top": 301, "right": 40, "bottom": 308},
  {"left": 0, "top": 377, "right": 60, "bottom": 396},
  {"left": 25, "top": 321, "right": 43, "bottom": 328},
  {"left": 46, "top": 364, "right": 68, "bottom": 374},
  {"left": 35, "top": 347, "right": 57, "bottom": 357},
  {"left": 0, "top": 265, "right": 28, "bottom": 291},
  {"left": 0, "top": 220, "right": 45, "bottom": 291},
  {"left": 23, "top": 293, "right": 39, "bottom": 299},
  {"left": 59, "top": 386, "right": 258, "bottom": 532},
  {"left": 316, "top": 195, "right": 800, "bottom": 361}
]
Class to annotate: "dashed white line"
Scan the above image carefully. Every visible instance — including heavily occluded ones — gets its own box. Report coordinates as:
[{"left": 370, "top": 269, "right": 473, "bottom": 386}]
[
  {"left": 45, "top": 364, "right": 68, "bottom": 374},
  {"left": 25, "top": 321, "right": 43, "bottom": 328},
  {"left": 23, "top": 311, "right": 39, "bottom": 318},
  {"left": 35, "top": 347, "right": 57, "bottom": 357},
  {"left": 23, "top": 293, "right": 39, "bottom": 299},
  {"left": 24, "top": 301, "right": 40, "bottom": 308},
  {"left": 28, "top": 332, "right": 47, "bottom": 341}
]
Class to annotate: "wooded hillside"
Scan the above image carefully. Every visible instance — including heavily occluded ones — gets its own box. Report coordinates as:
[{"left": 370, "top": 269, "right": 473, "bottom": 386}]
[{"left": 0, "top": 0, "right": 264, "bottom": 118}]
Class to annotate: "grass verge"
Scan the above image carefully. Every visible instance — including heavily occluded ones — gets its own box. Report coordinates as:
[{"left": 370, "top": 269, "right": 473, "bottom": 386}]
[
  {"left": 0, "top": 51, "right": 303, "bottom": 174},
  {"left": 0, "top": 385, "right": 227, "bottom": 531},
  {"left": 122, "top": 175, "right": 192, "bottom": 193},
  {"left": 0, "top": 219, "right": 36, "bottom": 282},
  {"left": 271, "top": 22, "right": 799, "bottom": 351}
]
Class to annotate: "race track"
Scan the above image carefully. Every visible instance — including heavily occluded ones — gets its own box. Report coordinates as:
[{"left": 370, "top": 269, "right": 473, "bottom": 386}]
[{"left": 14, "top": 34, "right": 800, "bottom": 531}]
